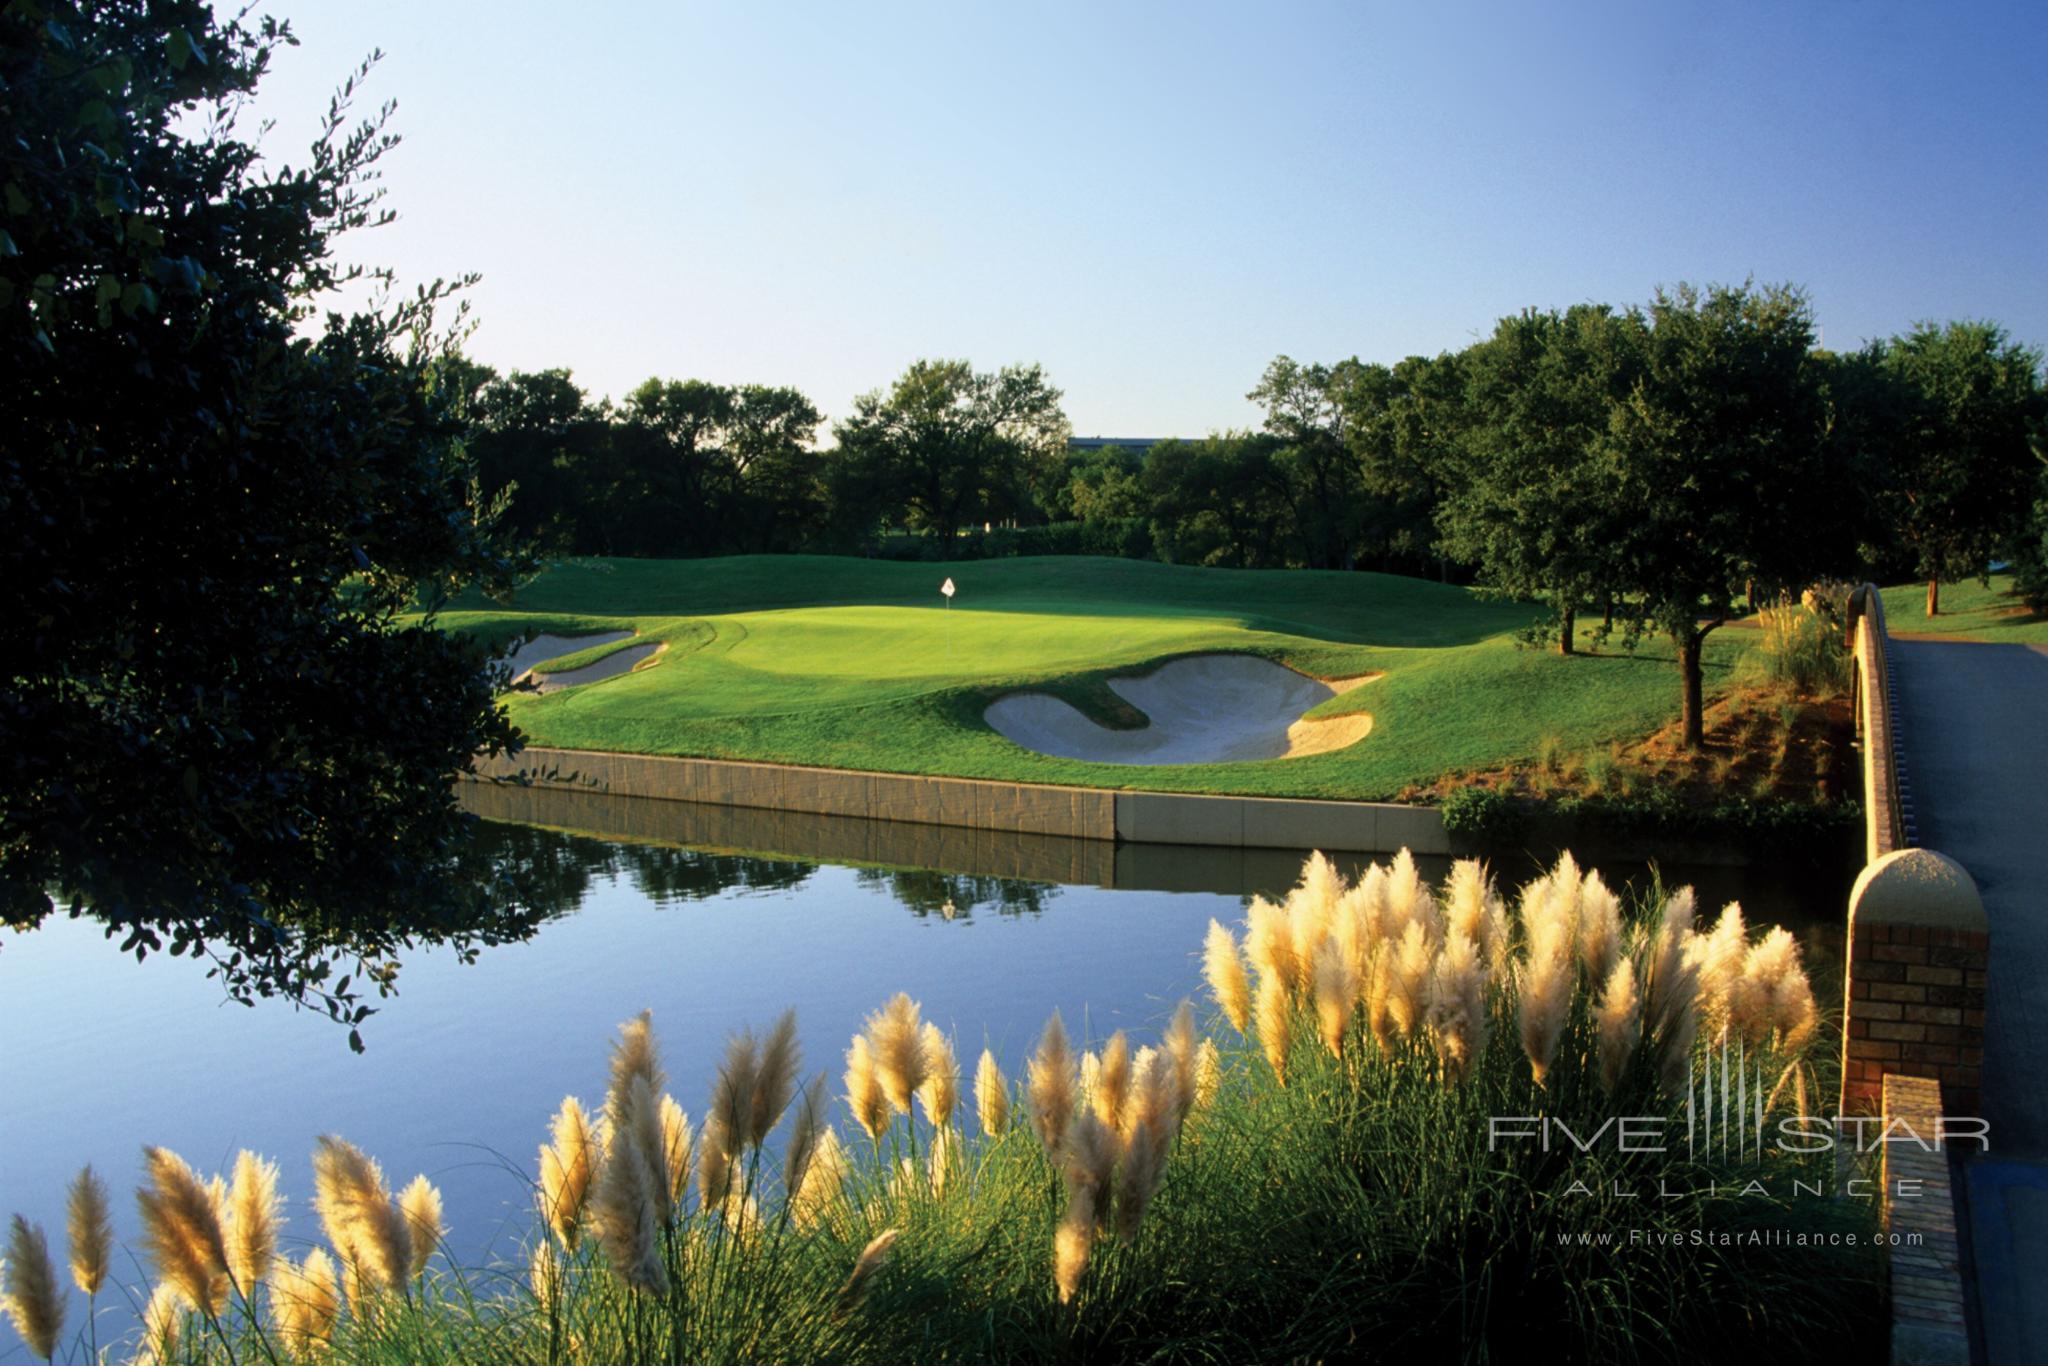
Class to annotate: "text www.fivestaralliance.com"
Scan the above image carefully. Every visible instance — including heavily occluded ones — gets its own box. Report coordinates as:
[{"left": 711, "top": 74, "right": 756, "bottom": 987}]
[{"left": 1555, "top": 1230, "right": 1923, "bottom": 1248}]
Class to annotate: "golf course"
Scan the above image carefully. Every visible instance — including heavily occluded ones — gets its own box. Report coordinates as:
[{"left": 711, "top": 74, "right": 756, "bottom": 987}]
[{"left": 438, "top": 555, "right": 1755, "bottom": 800}]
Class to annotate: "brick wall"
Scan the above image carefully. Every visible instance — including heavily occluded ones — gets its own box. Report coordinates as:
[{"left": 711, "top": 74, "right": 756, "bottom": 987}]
[
  {"left": 1880, "top": 1075, "right": 1971, "bottom": 1364},
  {"left": 1845, "top": 922, "right": 1989, "bottom": 1114}
]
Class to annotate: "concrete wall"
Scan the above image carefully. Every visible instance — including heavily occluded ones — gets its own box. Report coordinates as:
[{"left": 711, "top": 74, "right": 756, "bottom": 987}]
[{"left": 468, "top": 747, "right": 1449, "bottom": 855}]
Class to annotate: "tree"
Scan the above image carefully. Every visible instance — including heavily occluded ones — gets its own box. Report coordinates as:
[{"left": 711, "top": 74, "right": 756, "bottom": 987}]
[
  {"left": 1344, "top": 351, "right": 1470, "bottom": 580},
  {"left": 1438, "top": 306, "right": 1633, "bottom": 653},
  {"left": 1865, "top": 322, "right": 2047, "bottom": 616},
  {"left": 1248, "top": 356, "right": 1365, "bottom": 569},
  {"left": 1141, "top": 434, "right": 1293, "bottom": 568},
  {"left": 1, "top": 2, "right": 543, "bottom": 1036},
  {"left": 1599, "top": 284, "right": 1834, "bottom": 748},
  {"left": 832, "top": 360, "right": 1069, "bottom": 554}
]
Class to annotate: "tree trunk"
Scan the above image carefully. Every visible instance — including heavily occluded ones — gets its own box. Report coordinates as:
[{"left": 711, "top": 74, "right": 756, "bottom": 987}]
[
  {"left": 1926, "top": 579, "right": 1939, "bottom": 617},
  {"left": 1601, "top": 594, "right": 1615, "bottom": 631},
  {"left": 1677, "top": 630, "right": 1704, "bottom": 750},
  {"left": 1559, "top": 602, "right": 1576, "bottom": 656}
]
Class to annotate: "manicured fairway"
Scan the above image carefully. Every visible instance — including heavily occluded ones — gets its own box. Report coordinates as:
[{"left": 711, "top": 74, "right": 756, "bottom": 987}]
[{"left": 438, "top": 556, "right": 1753, "bottom": 800}]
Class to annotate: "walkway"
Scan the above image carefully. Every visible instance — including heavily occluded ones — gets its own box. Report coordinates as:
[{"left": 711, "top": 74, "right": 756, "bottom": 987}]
[{"left": 1890, "top": 638, "right": 2048, "bottom": 1364}]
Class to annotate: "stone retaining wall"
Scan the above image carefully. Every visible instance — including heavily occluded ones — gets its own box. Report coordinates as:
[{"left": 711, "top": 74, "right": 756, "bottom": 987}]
[{"left": 467, "top": 747, "right": 1451, "bottom": 855}]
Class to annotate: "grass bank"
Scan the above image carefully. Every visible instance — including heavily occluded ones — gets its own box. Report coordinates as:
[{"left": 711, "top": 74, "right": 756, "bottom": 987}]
[
  {"left": 1880, "top": 573, "right": 2048, "bottom": 644},
  {"left": 437, "top": 556, "right": 1754, "bottom": 802}
]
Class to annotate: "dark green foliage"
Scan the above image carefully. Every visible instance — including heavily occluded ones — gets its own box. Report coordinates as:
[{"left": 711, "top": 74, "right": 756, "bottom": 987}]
[{"left": 0, "top": 1, "right": 543, "bottom": 1028}]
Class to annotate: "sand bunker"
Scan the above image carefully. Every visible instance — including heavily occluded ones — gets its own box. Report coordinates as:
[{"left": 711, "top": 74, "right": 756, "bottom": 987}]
[
  {"left": 501, "top": 631, "right": 661, "bottom": 693},
  {"left": 985, "top": 655, "right": 1376, "bottom": 765}
]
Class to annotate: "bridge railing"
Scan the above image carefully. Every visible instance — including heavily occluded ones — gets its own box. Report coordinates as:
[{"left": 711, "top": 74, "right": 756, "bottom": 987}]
[{"left": 1847, "top": 582, "right": 1912, "bottom": 862}]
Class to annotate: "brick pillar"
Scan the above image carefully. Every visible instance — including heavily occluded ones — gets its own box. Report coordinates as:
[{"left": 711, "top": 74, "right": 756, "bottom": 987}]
[{"left": 1841, "top": 848, "right": 1989, "bottom": 1115}]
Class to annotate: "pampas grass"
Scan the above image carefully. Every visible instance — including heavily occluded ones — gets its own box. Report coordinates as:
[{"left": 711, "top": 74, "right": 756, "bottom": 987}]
[
  {"left": 844, "top": 1035, "right": 890, "bottom": 1143},
  {"left": 137, "top": 1146, "right": 230, "bottom": 1315},
  {"left": 1203, "top": 919, "right": 1253, "bottom": 1033},
  {"left": 271, "top": 1249, "right": 340, "bottom": 1359},
  {"left": 538, "top": 1096, "right": 602, "bottom": 1250},
  {"left": 659, "top": 1093, "right": 694, "bottom": 1210},
  {"left": 1091, "top": 1032, "right": 1132, "bottom": 1136},
  {"left": 2, "top": 1215, "right": 65, "bottom": 1360},
  {"left": 791, "top": 1127, "right": 849, "bottom": 1232},
  {"left": 64, "top": 1164, "right": 111, "bottom": 1299},
  {"left": 1426, "top": 930, "right": 1487, "bottom": 1082},
  {"left": 141, "top": 1282, "right": 183, "bottom": 1364},
  {"left": 750, "top": 1009, "right": 802, "bottom": 1147},
  {"left": 835, "top": 1228, "right": 900, "bottom": 1318},
  {"left": 867, "top": 994, "right": 929, "bottom": 1116},
  {"left": 1245, "top": 896, "right": 1300, "bottom": 995},
  {"left": 1027, "top": 1011, "right": 1078, "bottom": 1157},
  {"left": 590, "top": 1077, "right": 667, "bottom": 1295},
  {"left": 975, "top": 1048, "right": 1010, "bottom": 1137},
  {"left": 310, "top": 1136, "right": 411, "bottom": 1302},
  {"left": 1312, "top": 937, "right": 1359, "bottom": 1056},
  {"left": 1596, "top": 957, "right": 1643, "bottom": 1092},
  {"left": 917, "top": 1023, "right": 960, "bottom": 1130},
  {"left": 225, "top": 1151, "right": 283, "bottom": 1295},
  {"left": 1254, "top": 977, "right": 1294, "bottom": 1085},
  {"left": 398, "top": 1176, "right": 445, "bottom": 1281}
]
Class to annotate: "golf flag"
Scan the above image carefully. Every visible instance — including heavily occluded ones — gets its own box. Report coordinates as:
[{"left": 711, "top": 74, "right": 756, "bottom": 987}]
[{"left": 940, "top": 577, "right": 956, "bottom": 601}]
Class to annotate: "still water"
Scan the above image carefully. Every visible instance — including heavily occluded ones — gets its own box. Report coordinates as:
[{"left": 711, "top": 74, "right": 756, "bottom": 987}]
[{"left": 0, "top": 785, "right": 1851, "bottom": 1338}]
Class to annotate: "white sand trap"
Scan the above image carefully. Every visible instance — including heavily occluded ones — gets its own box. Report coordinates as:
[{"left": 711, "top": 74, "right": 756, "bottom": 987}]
[
  {"left": 986, "top": 655, "right": 1376, "bottom": 765},
  {"left": 500, "top": 631, "right": 663, "bottom": 693},
  {"left": 501, "top": 631, "right": 634, "bottom": 677}
]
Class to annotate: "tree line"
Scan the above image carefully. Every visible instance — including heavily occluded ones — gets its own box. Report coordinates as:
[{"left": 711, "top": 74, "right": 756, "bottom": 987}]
[{"left": 473, "top": 284, "right": 2046, "bottom": 743}]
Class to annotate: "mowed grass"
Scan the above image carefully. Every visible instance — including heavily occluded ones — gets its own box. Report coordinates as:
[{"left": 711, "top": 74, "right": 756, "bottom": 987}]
[
  {"left": 1880, "top": 573, "right": 2048, "bottom": 645},
  {"left": 436, "top": 556, "right": 1751, "bottom": 800}
]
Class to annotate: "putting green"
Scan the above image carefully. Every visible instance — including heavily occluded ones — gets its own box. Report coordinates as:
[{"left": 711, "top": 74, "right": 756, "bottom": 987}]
[{"left": 436, "top": 555, "right": 1754, "bottom": 801}]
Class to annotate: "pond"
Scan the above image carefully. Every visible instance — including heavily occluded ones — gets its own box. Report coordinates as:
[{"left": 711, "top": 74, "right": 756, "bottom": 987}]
[{"left": 0, "top": 783, "right": 1853, "bottom": 1337}]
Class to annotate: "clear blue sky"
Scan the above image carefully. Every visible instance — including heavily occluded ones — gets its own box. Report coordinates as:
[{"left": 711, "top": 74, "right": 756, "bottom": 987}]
[{"left": 249, "top": 0, "right": 2048, "bottom": 437}]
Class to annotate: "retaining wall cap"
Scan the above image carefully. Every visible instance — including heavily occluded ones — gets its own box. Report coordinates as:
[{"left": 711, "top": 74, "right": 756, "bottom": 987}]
[{"left": 1850, "top": 848, "right": 1987, "bottom": 931}]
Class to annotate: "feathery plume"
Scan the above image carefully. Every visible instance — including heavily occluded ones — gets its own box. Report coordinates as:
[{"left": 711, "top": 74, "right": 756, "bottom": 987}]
[
  {"left": 2, "top": 1215, "right": 65, "bottom": 1360},
  {"left": 1312, "top": 936, "right": 1359, "bottom": 1056},
  {"left": 1288, "top": 851, "right": 1342, "bottom": 974},
  {"left": 538, "top": 1096, "right": 602, "bottom": 1250},
  {"left": 141, "top": 1283, "right": 183, "bottom": 1365},
  {"left": 605, "top": 1010, "right": 666, "bottom": 1141},
  {"left": 1061, "top": 1110, "right": 1119, "bottom": 1227},
  {"left": 701, "top": 1029, "right": 760, "bottom": 1209},
  {"left": 749, "top": 1009, "right": 801, "bottom": 1147},
  {"left": 1772, "top": 965, "right": 1820, "bottom": 1052},
  {"left": 975, "top": 1048, "right": 1010, "bottom": 1137},
  {"left": 64, "top": 1165, "right": 111, "bottom": 1298},
  {"left": 1027, "top": 1011, "right": 1078, "bottom": 1156},
  {"left": 1577, "top": 872, "right": 1622, "bottom": 986},
  {"left": 1388, "top": 920, "right": 1435, "bottom": 1039},
  {"left": 834, "top": 1228, "right": 900, "bottom": 1318},
  {"left": 1426, "top": 929, "right": 1488, "bottom": 1083},
  {"left": 1596, "top": 957, "right": 1643, "bottom": 1092},
  {"left": 791, "top": 1127, "right": 849, "bottom": 1232},
  {"left": 1696, "top": 904, "right": 1750, "bottom": 1039},
  {"left": 271, "top": 1250, "right": 340, "bottom": 1359},
  {"left": 225, "top": 1151, "right": 283, "bottom": 1296},
  {"left": 1091, "top": 1032, "right": 1132, "bottom": 1136},
  {"left": 399, "top": 1176, "right": 445, "bottom": 1281},
  {"left": 784, "top": 1074, "right": 830, "bottom": 1204},
  {"left": 928, "top": 1125, "right": 959, "bottom": 1196},
  {"left": 867, "top": 994, "right": 929, "bottom": 1115},
  {"left": 917, "top": 1023, "right": 960, "bottom": 1129},
  {"left": 1364, "top": 944, "right": 1395, "bottom": 1050},
  {"left": 844, "top": 1035, "right": 891, "bottom": 1142},
  {"left": 1387, "top": 847, "right": 1424, "bottom": 933},
  {"left": 590, "top": 1078, "right": 667, "bottom": 1295},
  {"left": 1163, "top": 1001, "right": 1199, "bottom": 1123},
  {"left": 137, "top": 1146, "right": 230, "bottom": 1314},
  {"left": 1054, "top": 1204, "right": 1095, "bottom": 1306},
  {"left": 1244, "top": 897, "right": 1299, "bottom": 995},
  {"left": 1643, "top": 889, "right": 1701, "bottom": 1094},
  {"left": 1114, "top": 1052, "right": 1176, "bottom": 1243},
  {"left": 1192, "top": 1039, "right": 1222, "bottom": 1112},
  {"left": 659, "top": 1094, "right": 693, "bottom": 1212},
  {"left": 1254, "top": 977, "right": 1294, "bottom": 1085},
  {"left": 1202, "top": 919, "right": 1254, "bottom": 1033},
  {"left": 1517, "top": 916, "right": 1576, "bottom": 1087},
  {"left": 527, "top": 1241, "right": 562, "bottom": 1316},
  {"left": 1443, "top": 858, "right": 1489, "bottom": 945},
  {"left": 310, "top": 1136, "right": 411, "bottom": 1301}
]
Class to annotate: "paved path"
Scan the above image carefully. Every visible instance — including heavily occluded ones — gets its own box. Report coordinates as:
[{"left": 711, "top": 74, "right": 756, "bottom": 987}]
[{"left": 1891, "top": 638, "right": 2048, "bottom": 1365}]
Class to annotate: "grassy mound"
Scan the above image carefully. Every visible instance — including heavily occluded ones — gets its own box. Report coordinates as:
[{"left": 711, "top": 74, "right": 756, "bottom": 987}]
[{"left": 438, "top": 557, "right": 1754, "bottom": 801}]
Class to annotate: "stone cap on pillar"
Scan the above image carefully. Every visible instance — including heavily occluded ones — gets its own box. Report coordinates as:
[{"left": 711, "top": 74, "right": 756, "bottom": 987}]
[{"left": 1849, "top": 848, "right": 1986, "bottom": 931}]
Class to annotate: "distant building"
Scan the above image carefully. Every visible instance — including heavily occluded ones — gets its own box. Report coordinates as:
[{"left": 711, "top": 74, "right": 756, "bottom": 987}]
[{"left": 1068, "top": 436, "right": 1173, "bottom": 456}]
